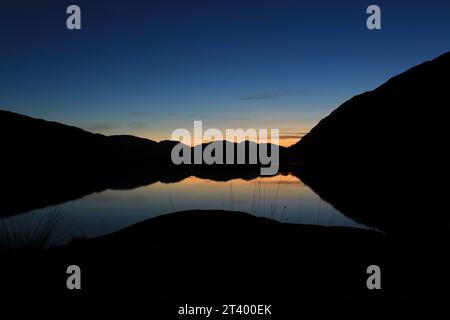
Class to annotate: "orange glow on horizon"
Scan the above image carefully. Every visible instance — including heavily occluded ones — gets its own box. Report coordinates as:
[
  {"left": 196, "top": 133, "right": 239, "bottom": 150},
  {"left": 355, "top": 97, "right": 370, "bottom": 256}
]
[
  {"left": 139, "top": 135, "right": 303, "bottom": 148},
  {"left": 124, "top": 125, "right": 311, "bottom": 148}
]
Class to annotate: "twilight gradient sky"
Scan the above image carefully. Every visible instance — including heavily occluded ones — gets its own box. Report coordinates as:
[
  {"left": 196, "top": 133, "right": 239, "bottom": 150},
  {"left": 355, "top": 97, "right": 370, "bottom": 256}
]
[{"left": 1, "top": 0, "right": 450, "bottom": 146}]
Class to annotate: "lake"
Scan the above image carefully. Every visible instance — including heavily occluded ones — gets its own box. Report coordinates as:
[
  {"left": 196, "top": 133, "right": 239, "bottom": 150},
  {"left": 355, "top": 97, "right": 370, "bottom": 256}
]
[{"left": 0, "top": 174, "right": 369, "bottom": 246}]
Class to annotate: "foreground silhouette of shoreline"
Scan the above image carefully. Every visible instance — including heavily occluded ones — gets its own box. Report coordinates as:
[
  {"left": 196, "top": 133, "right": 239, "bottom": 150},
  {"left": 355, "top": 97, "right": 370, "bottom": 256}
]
[{"left": 1, "top": 210, "right": 448, "bottom": 299}]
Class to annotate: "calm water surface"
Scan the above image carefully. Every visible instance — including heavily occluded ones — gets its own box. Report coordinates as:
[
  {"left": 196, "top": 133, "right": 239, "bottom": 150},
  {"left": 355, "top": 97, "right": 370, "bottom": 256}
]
[{"left": 0, "top": 174, "right": 369, "bottom": 245}]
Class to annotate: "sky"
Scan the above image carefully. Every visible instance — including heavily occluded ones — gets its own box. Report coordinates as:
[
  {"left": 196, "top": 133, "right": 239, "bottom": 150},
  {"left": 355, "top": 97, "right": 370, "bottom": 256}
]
[{"left": 1, "top": 0, "right": 450, "bottom": 146}]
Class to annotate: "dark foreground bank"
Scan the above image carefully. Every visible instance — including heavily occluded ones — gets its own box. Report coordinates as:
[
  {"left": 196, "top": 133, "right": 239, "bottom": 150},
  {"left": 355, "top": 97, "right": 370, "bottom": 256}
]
[{"left": 1, "top": 210, "right": 449, "bottom": 300}]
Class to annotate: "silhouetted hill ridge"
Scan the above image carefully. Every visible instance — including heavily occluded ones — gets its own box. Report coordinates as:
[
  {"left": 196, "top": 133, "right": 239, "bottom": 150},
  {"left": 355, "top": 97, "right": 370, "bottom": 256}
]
[{"left": 291, "top": 51, "right": 450, "bottom": 166}]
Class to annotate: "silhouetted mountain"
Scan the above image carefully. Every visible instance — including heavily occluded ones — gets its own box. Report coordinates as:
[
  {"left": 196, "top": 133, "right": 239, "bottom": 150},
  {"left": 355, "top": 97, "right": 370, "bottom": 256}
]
[
  {"left": 1, "top": 109, "right": 285, "bottom": 172},
  {"left": 289, "top": 52, "right": 450, "bottom": 233},
  {"left": 190, "top": 140, "right": 286, "bottom": 166},
  {"left": 0, "top": 109, "right": 175, "bottom": 170}
]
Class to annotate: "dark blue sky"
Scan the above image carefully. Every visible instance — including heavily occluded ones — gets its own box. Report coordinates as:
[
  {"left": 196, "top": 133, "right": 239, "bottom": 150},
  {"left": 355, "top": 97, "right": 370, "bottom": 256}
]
[{"left": 1, "top": 0, "right": 449, "bottom": 145}]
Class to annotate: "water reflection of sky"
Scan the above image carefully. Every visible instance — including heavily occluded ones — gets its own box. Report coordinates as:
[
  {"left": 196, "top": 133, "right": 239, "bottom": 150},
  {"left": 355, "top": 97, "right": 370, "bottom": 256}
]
[{"left": 0, "top": 174, "right": 369, "bottom": 245}]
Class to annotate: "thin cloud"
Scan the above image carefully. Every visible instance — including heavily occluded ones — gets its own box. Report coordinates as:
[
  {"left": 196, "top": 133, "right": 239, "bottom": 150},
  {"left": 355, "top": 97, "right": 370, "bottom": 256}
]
[
  {"left": 82, "top": 122, "right": 117, "bottom": 132},
  {"left": 101, "top": 111, "right": 250, "bottom": 121},
  {"left": 127, "top": 121, "right": 150, "bottom": 130},
  {"left": 280, "top": 131, "right": 309, "bottom": 135},
  {"left": 239, "top": 91, "right": 289, "bottom": 101},
  {"left": 279, "top": 134, "right": 306, "bottom": 140},
  {"left": 279, "top": 129, "right": 309, "bottom": 140},
  {"left": 81, "top": 121, "right": 151, "bottom": 132}
]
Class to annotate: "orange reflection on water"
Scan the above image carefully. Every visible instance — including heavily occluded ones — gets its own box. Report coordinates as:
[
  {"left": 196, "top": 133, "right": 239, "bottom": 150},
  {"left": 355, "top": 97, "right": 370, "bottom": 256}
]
[{"left": 179, "top": 174, "right": 302, "bottom": 186}]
